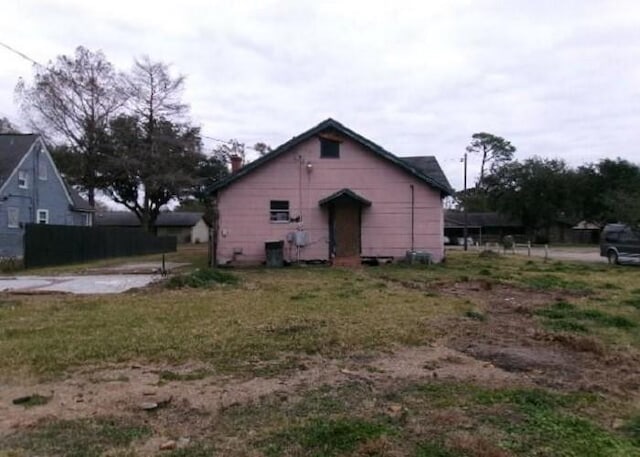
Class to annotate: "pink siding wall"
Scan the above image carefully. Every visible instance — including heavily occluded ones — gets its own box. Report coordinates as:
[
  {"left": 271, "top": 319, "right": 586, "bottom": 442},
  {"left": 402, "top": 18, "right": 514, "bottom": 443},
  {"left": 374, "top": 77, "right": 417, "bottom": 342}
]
[{"left": 216, "top": 136, "right": 445, "bottom": 264}]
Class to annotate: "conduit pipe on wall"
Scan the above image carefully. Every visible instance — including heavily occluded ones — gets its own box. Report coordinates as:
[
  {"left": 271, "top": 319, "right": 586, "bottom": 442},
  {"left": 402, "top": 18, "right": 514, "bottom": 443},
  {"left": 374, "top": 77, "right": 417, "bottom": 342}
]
[{"left": 410, "top": 184, "right": 415, "bottom": 251}]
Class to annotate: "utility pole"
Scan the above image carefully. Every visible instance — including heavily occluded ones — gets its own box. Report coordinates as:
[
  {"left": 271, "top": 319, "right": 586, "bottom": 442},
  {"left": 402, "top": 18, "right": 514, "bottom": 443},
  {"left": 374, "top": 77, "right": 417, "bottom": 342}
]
[{"left": 462, "top": 152, "right": 468, "bottom": 251}]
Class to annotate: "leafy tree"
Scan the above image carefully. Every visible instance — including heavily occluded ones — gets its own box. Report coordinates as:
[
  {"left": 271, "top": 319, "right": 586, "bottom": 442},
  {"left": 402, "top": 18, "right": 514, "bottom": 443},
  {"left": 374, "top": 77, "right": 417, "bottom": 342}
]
[
  {"left": 565, "top": 164, "right": 602, "bottom": 222},
  {"left": 16, "top": 46, "right": 124, "bottom": 207},
  {"left": 455, "top": 187, "right": 491, "bottom": 212},
  {"left": 596, "top": 159, "right": 640, "bottom": 224},
  {"left": 253, "top": 142, "right": 272, "bottom": 156},
  {"left": 466, "top": 132, "right": 516, "bottom": 188},
  {"left": 561, "top": 158, "right": 640, "bottom": 225},
  {"left": 177, "top": 150, "right": 229, "bottom": 226},
  {"left": 102, "top": 114, "right": 204, "bottom": 232},
  {"left": 484, "top": 158, "right": 572, "bottom": 237}
]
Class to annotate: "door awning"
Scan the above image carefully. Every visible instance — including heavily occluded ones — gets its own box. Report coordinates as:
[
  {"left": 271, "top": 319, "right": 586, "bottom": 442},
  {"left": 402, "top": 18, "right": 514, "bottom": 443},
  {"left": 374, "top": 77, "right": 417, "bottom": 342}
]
[{"left": 318, "top": 188, "right": 372, "bottom": 207}]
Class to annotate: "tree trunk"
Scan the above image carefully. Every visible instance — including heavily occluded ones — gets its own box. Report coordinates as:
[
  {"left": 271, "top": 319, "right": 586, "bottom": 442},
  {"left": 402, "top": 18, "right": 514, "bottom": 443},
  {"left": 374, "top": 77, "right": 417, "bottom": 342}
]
[
  {"left": 479, "top": 145, "right": 488, "bottom": 189},
  {"left": 87, "top": 187, "right": 95, "bottom": 208},
  {"left": 140, "top": 212, "right": 151, "bottom": 233}
]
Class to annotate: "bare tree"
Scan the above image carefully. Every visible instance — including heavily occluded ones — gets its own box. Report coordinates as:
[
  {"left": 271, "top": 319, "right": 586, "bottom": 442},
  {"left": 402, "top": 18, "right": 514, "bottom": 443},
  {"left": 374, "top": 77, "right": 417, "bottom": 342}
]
[
  {"left": 101, "top": 57, "right": 203, "bottom": 232},
  {"left": 124, "top": 56, "right": 187, "bottom": 134},
  {"left": 15, "top": 46, "right": 125, "bottom": 207},
  {"left": 213, "top": 139, "right": 246, "bottom": 163},
  {"left": 0, "top": 117, "right": 20, "bottom": 133}
]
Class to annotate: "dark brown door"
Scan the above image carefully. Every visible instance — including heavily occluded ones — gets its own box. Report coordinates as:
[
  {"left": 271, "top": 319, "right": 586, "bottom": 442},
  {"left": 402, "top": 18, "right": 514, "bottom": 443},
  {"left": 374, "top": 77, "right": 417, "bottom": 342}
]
[{"left": 331, "top": 200, "right": 361, "bottom": 258}]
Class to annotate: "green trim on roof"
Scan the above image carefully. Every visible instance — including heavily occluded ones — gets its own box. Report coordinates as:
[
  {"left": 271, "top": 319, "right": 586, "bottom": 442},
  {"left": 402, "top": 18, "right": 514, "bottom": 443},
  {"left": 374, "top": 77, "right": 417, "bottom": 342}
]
[
  {"left": 208, "top": 118, "right": 453, "bottom": 196},
  {"left": 318, "top": 188, "right": 372, "bottom": 207}
]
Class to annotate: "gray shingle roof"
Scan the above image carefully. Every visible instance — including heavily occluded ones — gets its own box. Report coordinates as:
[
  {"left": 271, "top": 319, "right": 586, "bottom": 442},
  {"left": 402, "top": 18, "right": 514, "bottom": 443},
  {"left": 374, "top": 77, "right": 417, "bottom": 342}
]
[
  {"left": 95, "top": 211, "right": 205, "bottom": 227},
  {"left": 0, "top": 134, "right": 91, "bottom": 212},
  {"left": 94, "top": 211, "right": 139, "bottom": 226},
  {"left": 209, "top": 118, "right": 453, "bottom": 196},
  {"left": 400, "top": 156, "right": 452, "bottom": 193},
  {"left": 445, "top": 210, "right": 522, "bottom": 228},
  {"left": 0, "top": 134, "right": 38, "bottom": 186},
  {"left": 64, "top": 182, "right": 94, "bottom": 212}
]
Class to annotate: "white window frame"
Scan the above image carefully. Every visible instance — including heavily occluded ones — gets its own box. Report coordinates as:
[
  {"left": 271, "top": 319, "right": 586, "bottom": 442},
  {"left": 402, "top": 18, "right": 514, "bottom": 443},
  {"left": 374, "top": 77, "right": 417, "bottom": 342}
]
[
  {"left": 7, "top": 207, "right": 19, "bottom": 228},
  {"left": 37, "top": 209, "right": 49, "bottom": 224},
  {"left": 83, "top": 213, "right": 92, "bottom": 226},
  {"left": 18, "top": 170, "right": 28, "bottom": 189},
  {"left": 38, "top": 158, "right": 48, "bottom": 180}
]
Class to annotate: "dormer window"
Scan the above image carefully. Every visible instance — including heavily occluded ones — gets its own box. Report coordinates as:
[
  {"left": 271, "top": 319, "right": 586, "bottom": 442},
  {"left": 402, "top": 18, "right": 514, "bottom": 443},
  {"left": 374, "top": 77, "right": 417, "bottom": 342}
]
[
  {"left": 320, "top": 138, "right": 340, "bottom": 158},
  {"left": 18, "top": 171, "right": 28, "bottom": 189}
]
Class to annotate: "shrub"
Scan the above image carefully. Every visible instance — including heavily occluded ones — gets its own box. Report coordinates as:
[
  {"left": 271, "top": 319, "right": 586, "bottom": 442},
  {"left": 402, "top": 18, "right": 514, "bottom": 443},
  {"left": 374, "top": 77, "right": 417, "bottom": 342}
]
[{"left": 166, "top": 268, "right": 238, "bottom": 289}]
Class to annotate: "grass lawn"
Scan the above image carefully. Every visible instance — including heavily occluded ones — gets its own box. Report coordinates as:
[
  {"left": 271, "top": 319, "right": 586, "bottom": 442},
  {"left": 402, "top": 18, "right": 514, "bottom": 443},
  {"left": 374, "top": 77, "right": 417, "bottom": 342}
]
[{"left": 2, "top": 247, "right": 640, "bottom": 456}]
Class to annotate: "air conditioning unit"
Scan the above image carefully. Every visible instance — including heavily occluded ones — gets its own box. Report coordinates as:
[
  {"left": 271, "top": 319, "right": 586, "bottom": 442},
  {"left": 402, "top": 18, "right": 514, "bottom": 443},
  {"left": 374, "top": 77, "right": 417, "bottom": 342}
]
[{"left": 295, "top": 230, "right": 308, "bottom": 247}]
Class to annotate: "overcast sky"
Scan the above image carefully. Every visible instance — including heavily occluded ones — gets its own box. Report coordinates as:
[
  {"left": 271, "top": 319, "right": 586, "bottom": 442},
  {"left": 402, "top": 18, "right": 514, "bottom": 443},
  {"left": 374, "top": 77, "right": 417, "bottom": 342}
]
[{"left": 1, "top": 0, "right": 639, "bottom": 190}]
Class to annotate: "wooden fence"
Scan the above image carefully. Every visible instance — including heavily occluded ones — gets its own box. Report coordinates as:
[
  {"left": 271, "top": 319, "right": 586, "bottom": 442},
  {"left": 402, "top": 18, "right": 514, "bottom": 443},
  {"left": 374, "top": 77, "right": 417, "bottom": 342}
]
[{"left": 24, "top": 224, "right": 176, "bottom": 269}]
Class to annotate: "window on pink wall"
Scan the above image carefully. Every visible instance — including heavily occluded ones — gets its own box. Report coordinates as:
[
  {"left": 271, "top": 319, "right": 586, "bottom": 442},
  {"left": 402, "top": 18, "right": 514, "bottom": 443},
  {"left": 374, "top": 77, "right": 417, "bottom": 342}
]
[
  {"left": 320, "top": 138, "right": 340, "bottom": 158},
  {"left": 270, "top": 200, "right": 290, "bottom": 222}
]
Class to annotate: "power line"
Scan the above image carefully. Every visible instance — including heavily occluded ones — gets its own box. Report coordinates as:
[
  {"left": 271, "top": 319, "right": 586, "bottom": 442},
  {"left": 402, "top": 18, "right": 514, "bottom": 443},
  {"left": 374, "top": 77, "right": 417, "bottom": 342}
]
[
  {"left": 0, "top": 41, "right": 41, "bottom": 66},
  {"left": 201, "top": 134, "right": 262, "bottom": 152},
  {"left": 0, "top": 41, "right": 266, "bottom": 153}
]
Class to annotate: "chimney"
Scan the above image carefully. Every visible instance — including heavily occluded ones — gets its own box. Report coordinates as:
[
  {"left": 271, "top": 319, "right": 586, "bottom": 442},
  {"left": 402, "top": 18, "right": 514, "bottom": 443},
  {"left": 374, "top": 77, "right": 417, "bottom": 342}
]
[{"left": 230, "top": 155, "right": 243, "bottom": 173}]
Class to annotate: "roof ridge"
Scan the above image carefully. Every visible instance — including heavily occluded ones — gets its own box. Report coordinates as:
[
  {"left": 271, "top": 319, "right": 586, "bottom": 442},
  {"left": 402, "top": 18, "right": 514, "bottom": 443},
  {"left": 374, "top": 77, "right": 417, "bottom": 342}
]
[{"left": 208, "top": 119, "right": 452, "bottom": 195}]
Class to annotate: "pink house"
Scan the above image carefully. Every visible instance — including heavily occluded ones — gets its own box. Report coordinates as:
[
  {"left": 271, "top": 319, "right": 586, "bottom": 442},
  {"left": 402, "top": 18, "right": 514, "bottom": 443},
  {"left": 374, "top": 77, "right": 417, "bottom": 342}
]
[{"left": 210, "top": 119, "right": 452, "bottom": 266}]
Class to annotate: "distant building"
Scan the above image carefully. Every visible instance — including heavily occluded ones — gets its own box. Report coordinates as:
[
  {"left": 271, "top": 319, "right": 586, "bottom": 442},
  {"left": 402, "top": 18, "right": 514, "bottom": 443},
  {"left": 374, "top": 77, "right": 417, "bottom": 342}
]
[
  {"left": 94, "top": 211, "right": 209, "bottom": 244},
  {"left": 0, "top": 134, "right": 93, "bottom": 257},
  {"left": 444, "top": 210, "right": 524, "bottom": 244},
  {"left": 209, "top": 118, "right": 452, "bottom": 265}
]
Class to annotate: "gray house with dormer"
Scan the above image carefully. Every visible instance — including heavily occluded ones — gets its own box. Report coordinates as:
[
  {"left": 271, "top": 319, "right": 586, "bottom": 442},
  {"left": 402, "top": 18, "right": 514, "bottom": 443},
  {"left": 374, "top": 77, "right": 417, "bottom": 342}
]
[{"left": 0, "top": 134, "right": 93, "bottom": 257}]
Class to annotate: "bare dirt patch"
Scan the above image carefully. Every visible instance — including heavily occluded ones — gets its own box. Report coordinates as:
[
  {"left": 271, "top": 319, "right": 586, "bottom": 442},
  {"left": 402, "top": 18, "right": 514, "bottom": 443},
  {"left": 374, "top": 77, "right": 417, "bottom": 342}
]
[
  {"left": 0, "top": 344, "right": 519, "bottom": 441},
  {"left": 4, "top": 280, "right": 637, "bottom": 446},
  {"left": 442, "top": 281, "right": 640, "bottom": 397},
  {"left": 4, "top": 266, "right": 640, "bottom": 455}
]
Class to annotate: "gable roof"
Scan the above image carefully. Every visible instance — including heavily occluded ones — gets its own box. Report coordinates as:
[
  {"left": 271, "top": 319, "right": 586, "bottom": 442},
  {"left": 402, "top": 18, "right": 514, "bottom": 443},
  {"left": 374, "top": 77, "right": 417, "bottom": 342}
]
[
  {"left": 63, "top": 182, "right": 94, "bottom": 212},
  {"left": 0, "top": 133, "right": 93, "bottom": 212},
  {"left": 209, "top": 118, "right": 453, "bottom": 196},
  {"left": 318, "top": 188, "right": 372, "bottom": 207},
  {"left": 0, "top": 134, "right": 38, "bottom": 186},
  {"left": 95, "top": 211, "right": 206, "bottom": 228}
]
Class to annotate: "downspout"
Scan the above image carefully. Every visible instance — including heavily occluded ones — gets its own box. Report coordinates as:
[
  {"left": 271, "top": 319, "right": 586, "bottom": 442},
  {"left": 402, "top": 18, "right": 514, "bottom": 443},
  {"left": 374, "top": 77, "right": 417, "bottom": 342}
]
[
  {"left": 410, "top": 184, "right": 415, "bottom": 251},
  {"left": 298, "top": 154, "right": 303, "bottom": 221},
  {"left": 33, "top": 146, "right": 39, "bottom": 223},
  {"left": 210, "top": 194, "right": 219, "bottom": 268},
  {"left": 298, "top": 154, "right": 303, "bottom": 263}
]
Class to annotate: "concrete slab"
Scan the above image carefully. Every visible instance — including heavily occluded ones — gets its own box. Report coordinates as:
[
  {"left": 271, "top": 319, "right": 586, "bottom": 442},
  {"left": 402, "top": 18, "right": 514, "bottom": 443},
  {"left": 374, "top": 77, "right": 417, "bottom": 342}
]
[
  {"left": 84, "top": 262, "right": 189, "bottom": 275},
  {"left": 0, "top": 275, "right": 159, "bottom": 294},
  {"left": 0, "top": 277, "right": 53, "bottom": 290}
]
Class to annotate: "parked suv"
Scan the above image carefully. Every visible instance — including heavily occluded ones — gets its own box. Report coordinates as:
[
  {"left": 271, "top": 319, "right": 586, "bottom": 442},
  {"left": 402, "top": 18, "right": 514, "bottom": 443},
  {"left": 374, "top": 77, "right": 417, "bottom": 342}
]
[{"left": 600, "top": 223, "right": 640, "bottom": 264}]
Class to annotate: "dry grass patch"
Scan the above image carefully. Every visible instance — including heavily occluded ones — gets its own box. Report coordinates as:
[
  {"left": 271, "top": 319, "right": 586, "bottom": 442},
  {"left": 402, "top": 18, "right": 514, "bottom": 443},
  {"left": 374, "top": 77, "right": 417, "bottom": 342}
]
[{"left": 0, "top": 266, "right": 466, "bottom": 379}]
